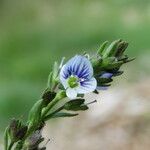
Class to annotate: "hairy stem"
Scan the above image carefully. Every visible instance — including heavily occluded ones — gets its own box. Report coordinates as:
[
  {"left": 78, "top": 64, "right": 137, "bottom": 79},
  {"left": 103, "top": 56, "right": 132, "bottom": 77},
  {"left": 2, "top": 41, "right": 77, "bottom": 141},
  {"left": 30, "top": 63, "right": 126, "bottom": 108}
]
[
  {"left": 41, "top": 90, "right": 66, "bottom": 119},
  {"left": 4, "top": 127, "right": 9, "bottom": 150},
  {"left": 44, "top": 106, "right": 64, "bottom": 121},
  {"left": 8, "top": 141, "right": 14, "bottom": 150}
]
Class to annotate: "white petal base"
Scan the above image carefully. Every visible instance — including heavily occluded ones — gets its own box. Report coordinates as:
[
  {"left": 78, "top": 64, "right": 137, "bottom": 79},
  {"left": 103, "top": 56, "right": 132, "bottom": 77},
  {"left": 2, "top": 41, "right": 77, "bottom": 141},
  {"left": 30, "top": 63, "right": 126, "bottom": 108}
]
[{"left": 66, "top": 88, "right": 77, "bottom": 99}]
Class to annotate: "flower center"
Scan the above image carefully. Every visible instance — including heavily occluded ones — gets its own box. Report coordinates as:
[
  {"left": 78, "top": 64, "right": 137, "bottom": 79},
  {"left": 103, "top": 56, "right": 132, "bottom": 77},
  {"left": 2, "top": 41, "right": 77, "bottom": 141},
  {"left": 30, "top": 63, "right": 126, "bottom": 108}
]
[{"left": 68, "top": 76, "right": 79, "bottom": 88}]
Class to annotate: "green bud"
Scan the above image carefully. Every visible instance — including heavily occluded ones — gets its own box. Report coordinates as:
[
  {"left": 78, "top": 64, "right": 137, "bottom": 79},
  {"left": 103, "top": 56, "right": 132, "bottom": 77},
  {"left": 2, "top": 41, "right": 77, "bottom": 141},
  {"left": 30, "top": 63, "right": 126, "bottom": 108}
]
[
  {"left": 25, "top": 130, "right": 44, "bottom": 149},
  {"left": 97, "top": 41, "right": 108, "bottom": 55},
  {"left": 47, "top": 72, "right": 53, "bottom": 89},
  {"left": 28, "top": 100, "right": 43, "bottom": 131},
  {"left": 101, "top": 57, "right": 116, "bottom": 68},
  {"left": 53, "top": 61, "right": 59, "bottom": 79},
  {"left": 8, "top": 119, "right": 27, "bottom": 142},
  {"left": 4, "top": 127, "right": 9, "bottom": 150},
  {"left": 124, "top": 57, "right": 135, "bottom": 63},
  {"left": 111, "top": 71, "right": 123, "bottom": 76},
  {"left": 91, "top": 56, "right": 102, "bottom": 68},
  {"left": 50, "top": 112, "right": 78, "bottom": 119},
  {"left": 51, "top": 61, "right": 59, "bottom": 90},
  {"left": 115, "top": 41, "right": 128, "bottom": 57},
  {"left": 102, "top": 39, "right": 121, "bottom": 58},
  {"left": 105, "top": 61, "right": 123, "bottom": 69},
  {"left": 64, "top": 99, "right": 88, "bottom": 111},
  {"left": 47, "top": 61, "right": 59, "bottom": 91},
  {"left": 64, "top": 99, "right": 84, "bottom": 109},
  {"left": 77, "top": 105, "right": 89, "bottom": 111},
  {"left": 91, "top": 56, "right": 102, "bottom": 73},
  {"left": 42, "top": 91, "right": 56, "bottom": 107}
]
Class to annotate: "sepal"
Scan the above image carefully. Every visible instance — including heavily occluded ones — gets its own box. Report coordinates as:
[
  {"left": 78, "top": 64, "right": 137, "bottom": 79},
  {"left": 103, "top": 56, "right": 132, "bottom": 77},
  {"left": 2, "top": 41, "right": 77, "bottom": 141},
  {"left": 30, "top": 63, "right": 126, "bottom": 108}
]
[
  {"left": 28, "top": 100, "right": 43, "bottom": 131},
  {"left": 8, "top": 119, "right": 27, "bottom": 142},
  {"left": 25, "top": 130, "right": 44, "bottom": 150},
  {"left": 48, "top": 112, "right": 78, "bottom": 119},
  {"left": 64, "top": 99, "right": 89, "bottom": 111},
  {"left": 42, "top": 90, "right": 56, "bottom": 107}
]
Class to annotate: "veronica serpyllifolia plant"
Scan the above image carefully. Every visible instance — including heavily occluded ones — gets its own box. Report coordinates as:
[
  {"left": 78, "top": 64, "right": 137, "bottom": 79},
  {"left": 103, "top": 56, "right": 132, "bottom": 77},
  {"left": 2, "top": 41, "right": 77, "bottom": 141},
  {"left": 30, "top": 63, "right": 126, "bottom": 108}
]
[
  {"left": 4, "top": 39, "right": 134, "bottom": 150},
  {"left": 60, "top": 55, "right": 97, "bottom": 99}
]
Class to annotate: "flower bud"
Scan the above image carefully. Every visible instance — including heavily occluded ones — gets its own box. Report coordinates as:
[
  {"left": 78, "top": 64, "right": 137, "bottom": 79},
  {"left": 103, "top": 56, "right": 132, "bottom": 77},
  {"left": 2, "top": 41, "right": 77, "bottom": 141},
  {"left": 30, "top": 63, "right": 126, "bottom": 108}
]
[
  {"left": 42, "top": 91, "right": 56, "bottom": 107},
  {"left": 102, "top": 39, "right": 121, "bottom": 58},
  {"left": 25, "top": 130, "right": 44, "bottom": 150},
  {"left": 115, "top": 41, "right": 128, "bottom": 57},
  {"left": 9, "top": 119, "right": 27, "bottom": 142},
  {"left": 27, "top": 100, "right": 43, "bottom": 132},
  {"left": 64, "top": 99, "right": 88, "bottom": 111}
]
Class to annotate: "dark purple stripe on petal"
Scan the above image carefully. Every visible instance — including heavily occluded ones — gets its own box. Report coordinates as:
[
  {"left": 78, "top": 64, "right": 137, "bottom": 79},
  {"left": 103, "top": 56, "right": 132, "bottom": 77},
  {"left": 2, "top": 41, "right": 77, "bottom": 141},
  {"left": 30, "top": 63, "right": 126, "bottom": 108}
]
[{"left": 80, "top": 80, "right": 92, "bottom": 88}]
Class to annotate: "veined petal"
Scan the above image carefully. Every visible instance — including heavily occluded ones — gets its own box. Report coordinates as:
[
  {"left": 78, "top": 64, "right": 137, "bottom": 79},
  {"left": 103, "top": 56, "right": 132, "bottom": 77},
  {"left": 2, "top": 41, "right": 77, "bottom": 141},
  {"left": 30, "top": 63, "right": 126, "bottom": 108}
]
[
  {"left": 60, "top": 64, "right": 70, "bottom": 80},
  {"left": 76, "top": 77, "right": 97, "bottom": 94},
  {"left": 66, "top": 88, "right": 77, "bottom": 99},
  {"left": 64, "top": 55, "right": 93, "bottom": 79},
  {"left": 60, "top": 65, "right": 69, "bottom": 89}
]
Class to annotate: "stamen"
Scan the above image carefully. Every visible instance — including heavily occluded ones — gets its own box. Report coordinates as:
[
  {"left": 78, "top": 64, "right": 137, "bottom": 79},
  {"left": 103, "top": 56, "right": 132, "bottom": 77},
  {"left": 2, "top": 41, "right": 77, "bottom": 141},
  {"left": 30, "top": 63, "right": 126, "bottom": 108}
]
[{"left": 68, "top": 76, "right": 79, "bottom": 88}]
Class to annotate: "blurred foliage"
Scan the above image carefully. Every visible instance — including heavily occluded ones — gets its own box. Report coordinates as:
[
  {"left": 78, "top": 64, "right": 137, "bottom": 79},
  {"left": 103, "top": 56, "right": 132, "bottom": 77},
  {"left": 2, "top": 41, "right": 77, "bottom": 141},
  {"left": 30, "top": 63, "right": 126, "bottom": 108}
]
[{"left": 0, "top": 0, "right": 150, "bottom": 130}]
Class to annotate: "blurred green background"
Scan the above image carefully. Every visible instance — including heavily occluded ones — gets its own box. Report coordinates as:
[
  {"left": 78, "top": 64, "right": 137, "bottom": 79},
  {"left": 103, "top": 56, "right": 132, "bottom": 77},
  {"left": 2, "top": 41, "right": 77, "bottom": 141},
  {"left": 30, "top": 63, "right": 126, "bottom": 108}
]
[{"left": 0, "top": 0, "right": 150, "bottom": 139}]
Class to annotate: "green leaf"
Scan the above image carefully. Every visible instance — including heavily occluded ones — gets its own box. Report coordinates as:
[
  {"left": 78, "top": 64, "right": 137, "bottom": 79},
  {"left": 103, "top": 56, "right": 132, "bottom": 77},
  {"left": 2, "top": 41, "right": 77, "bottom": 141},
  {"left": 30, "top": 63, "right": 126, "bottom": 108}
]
[
  {"left": 64, "top": 99, "right": 89, "bottom": 111},
  {"left": 102, "top": 39, "right": 121, "bottom": 58},
  {"left": 47, "top": 72, "right": 53, "bottom": 89},
  {"left": 4, "top": 127, "right": 9, "bottom": 150},
  {"left": 51, "top": 112, "right": 78, "bottom": 118},
  {"left": 52, "top": 61, "right": 59, "bottom": 79},
  {"left": 97, "top": 41, "right": 108, "bottom": 55},
  {"left": 77, "top": 105, "right": 89, "bottom": 111},
  {"left": 101, "top": 57, "right": 116, "bottom": 68},
  {"left": 64, "top": 99, "right": 85, "bottom": 110},
  {"left": 28, "top": 100, "right": 43, "bottom": 130},
  {"left": 42, "top": 91, "right": 56, "bottom": 107},
  {"left": 124, "top": 57, "right": 135, "bottom": 63},
  {"left": 115, "top": 41, "right": 128, "bottom": 57},
  {"left": 112, "top": 71, "right": 124, "bottom": 76}
]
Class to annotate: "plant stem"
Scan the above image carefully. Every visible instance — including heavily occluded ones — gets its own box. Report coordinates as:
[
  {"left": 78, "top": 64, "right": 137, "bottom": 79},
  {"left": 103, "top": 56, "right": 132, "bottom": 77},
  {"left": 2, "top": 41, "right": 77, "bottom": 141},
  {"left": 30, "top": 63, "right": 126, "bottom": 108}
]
[
  {"left": 44, "top": 106, "right": 64, "bottom": 121},
  {"left": 8, "top": 141, "right": 14, "bottom": 150},
  {"left": 4, "top": 127, "right": 9, "bottom": 150},
  {"left": 14, "top": 91, "right": 66, "bottom": 150},
  {"left": 41, "top": 90, "right": 66, "bottom": 118}
]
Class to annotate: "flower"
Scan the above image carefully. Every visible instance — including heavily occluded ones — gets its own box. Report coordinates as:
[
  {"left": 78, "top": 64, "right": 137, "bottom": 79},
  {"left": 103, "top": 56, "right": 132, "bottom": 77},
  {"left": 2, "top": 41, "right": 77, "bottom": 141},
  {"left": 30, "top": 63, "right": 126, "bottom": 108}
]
[
  {"left": 96, "top": 72, "right": 113, "bottom": 91},
  {"left": 60, "top": 55, "right": 97, "bottom": 99},
  {"left": 100, "top": 72, "right": 113, "bottom": 78}
]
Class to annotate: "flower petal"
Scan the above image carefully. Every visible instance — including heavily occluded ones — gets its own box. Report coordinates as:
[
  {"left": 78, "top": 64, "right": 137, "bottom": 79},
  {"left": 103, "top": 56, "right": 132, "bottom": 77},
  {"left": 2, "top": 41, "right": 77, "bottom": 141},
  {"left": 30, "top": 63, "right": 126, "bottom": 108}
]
[
  {"left": 60, "top": 64, "right": 70, "bottom": 80},
  {"left": 100, "top": 72, "right": 113, "bottom": 78},
  {"left": 63, "top": 55, "right": 93, "bottom": 79},
  {"left": 60, "top": 65, "right": 69, "bottom": 89},
  {"left": 76, "top": 77, "right": 97, "bottom": 94},
  {"left": 66, "top": 88, "right": 77, "bottom": 99}
]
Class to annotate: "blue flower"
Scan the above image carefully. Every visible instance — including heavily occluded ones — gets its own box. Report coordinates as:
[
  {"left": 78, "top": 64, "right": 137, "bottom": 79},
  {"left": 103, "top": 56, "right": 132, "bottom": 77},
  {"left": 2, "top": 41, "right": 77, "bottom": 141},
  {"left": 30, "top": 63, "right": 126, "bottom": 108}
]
[
  {"left": 96, "top": 72, "right": 113, "bottom": 91},
  {"left": 60, "top": 55, "right": 97, "bottom": 99},
  {"left": 100, "top": 72, "right": 113, "bottom": 78}
]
